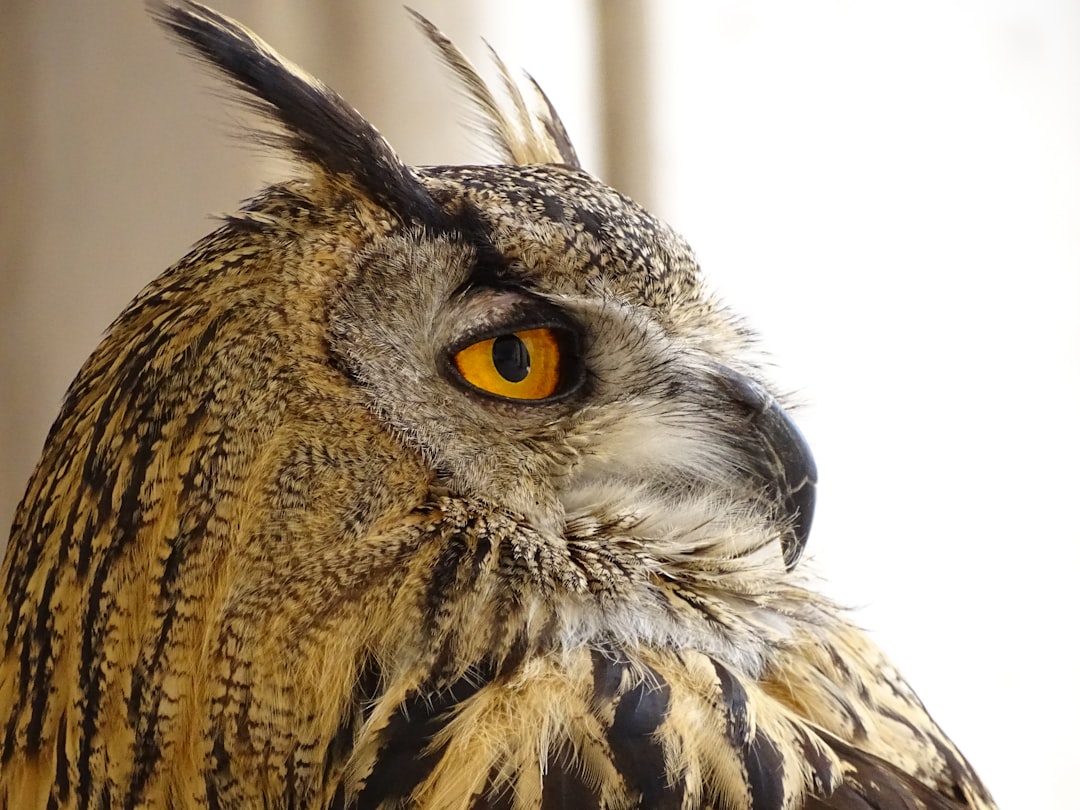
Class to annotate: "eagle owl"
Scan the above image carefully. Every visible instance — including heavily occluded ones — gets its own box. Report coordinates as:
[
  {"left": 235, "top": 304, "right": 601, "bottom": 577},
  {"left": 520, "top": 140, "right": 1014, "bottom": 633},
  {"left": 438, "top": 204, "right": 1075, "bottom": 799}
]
[{"left": 0, "top": 2, "right": 995, "bottom": 808}]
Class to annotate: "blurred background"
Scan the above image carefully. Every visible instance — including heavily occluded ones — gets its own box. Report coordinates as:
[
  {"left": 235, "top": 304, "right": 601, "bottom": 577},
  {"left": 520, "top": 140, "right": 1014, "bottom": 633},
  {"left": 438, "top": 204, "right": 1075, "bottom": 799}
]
[{"left": 2, "top": 2, "right": 1077, "bottom": 806}]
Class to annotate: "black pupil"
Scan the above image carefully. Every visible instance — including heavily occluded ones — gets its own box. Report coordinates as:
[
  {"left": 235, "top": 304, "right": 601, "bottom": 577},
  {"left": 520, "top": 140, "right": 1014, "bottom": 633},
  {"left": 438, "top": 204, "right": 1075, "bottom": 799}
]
[{"left": 491, "top": 335, "right": 530, "bottom": 383}]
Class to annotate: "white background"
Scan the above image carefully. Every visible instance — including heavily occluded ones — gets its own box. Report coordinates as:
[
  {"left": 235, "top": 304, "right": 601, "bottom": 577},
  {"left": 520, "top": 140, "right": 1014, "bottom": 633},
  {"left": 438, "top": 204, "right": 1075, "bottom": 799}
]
[{"left": 641, "top": 3, "right": 1079, "bottom": 808}]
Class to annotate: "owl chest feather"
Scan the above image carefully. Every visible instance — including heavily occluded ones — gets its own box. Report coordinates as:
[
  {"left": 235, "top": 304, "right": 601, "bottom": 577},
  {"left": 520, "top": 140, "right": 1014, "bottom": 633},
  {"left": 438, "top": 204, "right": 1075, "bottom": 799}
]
[{"left": 171, "top": 496, "right": 979, "bottom": 809}]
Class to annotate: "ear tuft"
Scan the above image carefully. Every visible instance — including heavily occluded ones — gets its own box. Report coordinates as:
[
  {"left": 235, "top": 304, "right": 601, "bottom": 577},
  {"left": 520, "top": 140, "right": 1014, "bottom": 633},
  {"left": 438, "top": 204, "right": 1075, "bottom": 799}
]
[
  {"left": 406, "top": 8, "right": 581, "bottom": 169},
  {"left": 149, "top": 0, "right": 442, "bottom": 226}
]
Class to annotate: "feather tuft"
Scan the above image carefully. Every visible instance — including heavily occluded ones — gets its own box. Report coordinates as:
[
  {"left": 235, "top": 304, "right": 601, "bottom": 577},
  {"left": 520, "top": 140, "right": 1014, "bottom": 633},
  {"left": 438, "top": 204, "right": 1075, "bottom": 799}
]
[
  {"left": 149, "top": 0, "right": 442, "bottom": 226},
  {"left": 407, "top": 8, "right": 581, "bottom": 168}
]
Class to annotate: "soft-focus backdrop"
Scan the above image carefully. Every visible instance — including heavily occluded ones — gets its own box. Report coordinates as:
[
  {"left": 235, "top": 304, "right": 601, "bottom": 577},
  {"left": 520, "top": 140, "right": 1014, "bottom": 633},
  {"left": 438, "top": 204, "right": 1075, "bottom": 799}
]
[{"left": 2, "top": 2, "right": 1077, "bottom": 806}]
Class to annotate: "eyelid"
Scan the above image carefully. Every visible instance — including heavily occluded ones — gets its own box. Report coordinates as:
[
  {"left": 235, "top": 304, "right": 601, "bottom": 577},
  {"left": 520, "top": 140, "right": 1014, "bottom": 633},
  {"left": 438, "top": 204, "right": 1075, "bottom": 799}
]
[
  {"left": 447, "top": 317, "right": 562, "bottom": 357},
  {"left": 444, "top": 293, "right": 571, "bottom": 354}
]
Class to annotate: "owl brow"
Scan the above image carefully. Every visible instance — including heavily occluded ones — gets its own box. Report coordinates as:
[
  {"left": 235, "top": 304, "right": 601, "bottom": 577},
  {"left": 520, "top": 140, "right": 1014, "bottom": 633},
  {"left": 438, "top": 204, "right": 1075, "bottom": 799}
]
[{"left": 427, "top": 199, "right": 521, "bottom": 293}]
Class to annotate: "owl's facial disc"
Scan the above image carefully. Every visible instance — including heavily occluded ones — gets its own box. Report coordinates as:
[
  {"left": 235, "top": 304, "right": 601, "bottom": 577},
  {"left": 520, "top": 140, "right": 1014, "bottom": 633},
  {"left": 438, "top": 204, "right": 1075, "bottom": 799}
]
[{"left": 331, "top": 212, "right": 816, "bottom": 568}]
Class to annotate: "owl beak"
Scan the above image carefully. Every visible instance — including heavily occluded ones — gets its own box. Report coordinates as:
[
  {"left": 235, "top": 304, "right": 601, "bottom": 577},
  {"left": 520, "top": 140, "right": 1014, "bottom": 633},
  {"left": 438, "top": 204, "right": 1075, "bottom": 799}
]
[{"left": 715, "top": 367, "right": 817, "bottom": 570}]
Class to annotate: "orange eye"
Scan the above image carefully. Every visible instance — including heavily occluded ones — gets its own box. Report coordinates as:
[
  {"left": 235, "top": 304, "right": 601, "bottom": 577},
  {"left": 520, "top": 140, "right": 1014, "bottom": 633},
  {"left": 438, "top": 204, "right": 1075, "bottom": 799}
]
[{"left": 453, "top": 327, "right": 562, "bottom": 401}]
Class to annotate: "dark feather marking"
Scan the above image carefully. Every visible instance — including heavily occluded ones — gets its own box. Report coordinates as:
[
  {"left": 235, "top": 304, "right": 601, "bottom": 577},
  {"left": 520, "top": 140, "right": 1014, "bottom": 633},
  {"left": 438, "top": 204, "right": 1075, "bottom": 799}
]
[
  {"left": 326, "top": 783, "right": 346, "bottom": 810},
  {"left": 590, "top": 647, "right": 625, "bottom": 706},
  {"left": 934, "top": 740, "right": 986, "bottom": 806},
  {"left": 0, "top": 708, "right": 16, "bottom": 765},
  {"left": 351, "top": 665, "right": 494, "bottom": 806},
  {"left": 3, "top": 505, "right": 49, "bottom": 651},
  {"left": 541, "top": 740, "right": 599, "bottom": 809},
  {"left": 877, "top": 704, "right": 929, "bottom": 744},
  {"left": 806, "top": 731, "right": 972, "bottom": 810},
  {"left": 495, "top": 629, "right": 530, "bottom": 680},
  {"left": 62, "top": 493, "right": 96, "bottom": 584},
  {"left": 24, "top": 566, "right": 58, "bottom": 754},
  {"left": 469, "top": 762, "right": 515, "bottom": 810},
  {"left": 798, "top": 731, "right": 842, "bottom": 797},
  {"left": 711, "top": 659, "right": 749, "bottom": 743},
  {"left": 745, "top": 728, "right": 785, "bottom": 810},
  {"left": 151, "top": 0, "right": 443, "bottom": 228},
  {"left": 54, "top": 711, "right": 70, "bottom": 802},
  {"left": 126, "top": 531, "right": 199, "bottom": 808},
  {"left": 589, "top": 650, "right": 682, "bottom": 806},
  {"left": 540, "top": 192, "right": 566, "bottom": 223},
  {"left": 123, "top": 317, "right": 233, "bottom": 804},
  {"left": 471, "top": 532, "right": 492, "bottom": 580},
  {"left": 827, "top": 643, "right": 871, "bottom": 703},
  {"left": 283, "top": 752, "right": 299, "bottom": 809},
  {"left": 75, "top": 321, "right": 169, "bottom": 559},
  {"left": 875, "top": 704, "right": 978, "bottom": 803},
  {"left": 712, "top": 660, "right": 786, "bottom": 809},
  {"left": 425, "top": 530, "right": 472, "bottom": 622},
  {"left": 75, "top": 549, "right": 119, "bottom": 810},
  {"left": 74, "top": 384, "right": 127, "bottom": 579},
  {"left": 2, "top": 540, "right": 29, "bottom": 653},
  {"left": 322, "top": 658, "right": 383, "bottom": 789},
  {"left": 608, "top": 664, "right": 680, "bottom": 808},
  {"left": 428, "top": 197, "right": 517, "bottom": 292},
  {"left": 206, "top": 731, "right": 231, "bottom": 809},
  {"left": 205, "top": 775, "right": 222, "bottom": 810}
]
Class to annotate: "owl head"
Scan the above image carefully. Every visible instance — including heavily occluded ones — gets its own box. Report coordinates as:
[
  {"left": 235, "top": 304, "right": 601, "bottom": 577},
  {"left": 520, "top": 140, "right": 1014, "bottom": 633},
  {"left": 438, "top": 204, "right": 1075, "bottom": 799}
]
[{"left": 149, "top": 0, "right": 816, "bottom": 576}]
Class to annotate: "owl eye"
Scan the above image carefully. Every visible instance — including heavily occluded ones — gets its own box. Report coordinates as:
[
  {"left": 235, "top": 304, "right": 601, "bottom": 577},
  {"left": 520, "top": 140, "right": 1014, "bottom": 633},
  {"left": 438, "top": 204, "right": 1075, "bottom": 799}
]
[{"left": 452, "top": 327, "right": 567, "bottom": 401}]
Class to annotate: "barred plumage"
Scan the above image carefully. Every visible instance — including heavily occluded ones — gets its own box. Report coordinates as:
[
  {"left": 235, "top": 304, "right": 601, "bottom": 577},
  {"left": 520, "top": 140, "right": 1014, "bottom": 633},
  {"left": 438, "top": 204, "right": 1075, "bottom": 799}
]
[{"left": 0, "top": 3, "right": 995, "bottom": 808}]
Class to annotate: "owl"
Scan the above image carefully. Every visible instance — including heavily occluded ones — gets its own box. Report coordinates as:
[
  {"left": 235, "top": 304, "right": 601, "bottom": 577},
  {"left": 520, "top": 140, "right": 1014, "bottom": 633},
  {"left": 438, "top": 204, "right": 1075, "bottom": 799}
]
[{"left": 0, "top": 2, "right": 996, "bottom": 809}]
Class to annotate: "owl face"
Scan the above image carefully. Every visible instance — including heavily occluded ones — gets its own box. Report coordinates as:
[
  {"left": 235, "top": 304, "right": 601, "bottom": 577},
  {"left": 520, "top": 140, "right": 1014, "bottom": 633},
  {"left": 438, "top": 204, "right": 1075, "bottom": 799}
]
[
  {"left": 330, "top": 163, "right": 816, "bottom": 569},
  {"left": 142, "top": 1, "right": 815, "bottom": 572}
]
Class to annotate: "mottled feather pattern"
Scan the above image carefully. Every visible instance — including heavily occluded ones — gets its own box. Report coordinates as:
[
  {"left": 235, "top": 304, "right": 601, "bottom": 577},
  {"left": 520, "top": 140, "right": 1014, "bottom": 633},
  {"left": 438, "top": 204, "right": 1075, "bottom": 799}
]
[{"left": 0, "top": 2, "right": 994, "bottom": 809}]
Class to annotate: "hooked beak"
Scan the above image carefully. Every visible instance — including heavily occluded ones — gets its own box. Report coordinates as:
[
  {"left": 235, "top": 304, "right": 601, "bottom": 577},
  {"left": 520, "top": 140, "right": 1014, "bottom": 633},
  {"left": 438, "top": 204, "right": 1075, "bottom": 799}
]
[{"left": 715, "top": 367, "right": 817, "bottom": 570}]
